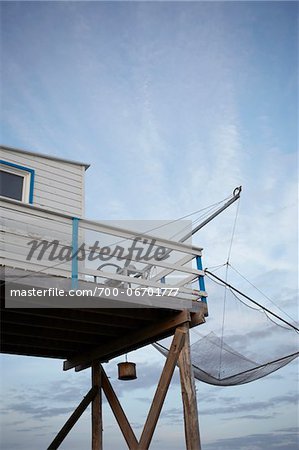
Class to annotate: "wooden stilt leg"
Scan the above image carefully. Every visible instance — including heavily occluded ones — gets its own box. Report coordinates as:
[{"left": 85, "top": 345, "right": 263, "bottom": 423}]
[
  {"left": 138, "top": 326, "right": 187, "bottom": 449},
  {"left": 178, "top": 322, "right": 201, "bottom": 450},
  {"left": 92, "top": 361, "right": 102, "bottom": 450}
]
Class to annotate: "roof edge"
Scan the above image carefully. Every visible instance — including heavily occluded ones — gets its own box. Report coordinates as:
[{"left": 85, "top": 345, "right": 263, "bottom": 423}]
[{"left": 1, "top": 144, "right": 90, "bottom": 170}]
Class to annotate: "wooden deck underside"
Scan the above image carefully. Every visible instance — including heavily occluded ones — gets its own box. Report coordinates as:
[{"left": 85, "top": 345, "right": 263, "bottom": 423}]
[{"left": 0, "top": 283, "right": 206, "bottom": 369}]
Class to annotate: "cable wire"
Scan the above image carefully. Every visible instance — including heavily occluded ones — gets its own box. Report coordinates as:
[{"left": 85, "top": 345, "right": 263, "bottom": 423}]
[
  {"left": 205, "top": 270, "right": 299, "bottom": 333},
  {"left": 228, "top": 263, "right": 298, "bottom": 326}
]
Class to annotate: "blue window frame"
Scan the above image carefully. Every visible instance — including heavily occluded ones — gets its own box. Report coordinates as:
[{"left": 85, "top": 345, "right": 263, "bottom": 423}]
[{"left": 0, "top": 160, "right": 35, "bottom": 204}]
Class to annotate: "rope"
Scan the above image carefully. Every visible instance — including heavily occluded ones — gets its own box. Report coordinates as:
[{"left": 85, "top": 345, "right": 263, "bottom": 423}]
[
  {"left": 219, "top": 197, "right": 240, "bottom": 378},
  {"left": 219, "top": 263, "right": 228, "bottom": 378},
  {"left": 204, "top": 263, "right": 227, "bottom": 273},
  {"left": 226, "top": 197, "right": 240, "bottom": 264}
]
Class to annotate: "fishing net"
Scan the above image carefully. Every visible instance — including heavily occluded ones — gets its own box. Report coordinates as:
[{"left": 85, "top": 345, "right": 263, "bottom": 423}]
[
  {"left": 155, "top": 333, "right": 298, "bottom": 386},
  {"left": 154, "top": 271, "right": 299, "bottom": 386}
]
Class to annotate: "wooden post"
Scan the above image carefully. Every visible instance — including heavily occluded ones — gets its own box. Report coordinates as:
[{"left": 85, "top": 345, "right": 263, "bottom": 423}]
[
  {"left": 138, "top": 326, "right": 187, "bottom": 449},
  {"left": 92, "top": 361, "right": 102, "bottom": 450},
  {"left": 178, "top": 322, "right": 201, "bottom": 450}
]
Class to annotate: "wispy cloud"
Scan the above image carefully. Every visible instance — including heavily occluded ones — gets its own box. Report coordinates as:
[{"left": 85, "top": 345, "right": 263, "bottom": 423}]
[
  {"left": 204, "top": 428, "right": 299, "bottom": 450},
  {"left": 200, "top": 392, "right": 299, "bottom": 416}
]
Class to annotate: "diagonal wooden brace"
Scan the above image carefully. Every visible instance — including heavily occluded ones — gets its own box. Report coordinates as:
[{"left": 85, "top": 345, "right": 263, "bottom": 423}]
[
  {"left": 101, "top": 367, "right": 139, "bottom": 450},
  {"left": 47, "top": 386, "right": 97, "bottom": 450}
]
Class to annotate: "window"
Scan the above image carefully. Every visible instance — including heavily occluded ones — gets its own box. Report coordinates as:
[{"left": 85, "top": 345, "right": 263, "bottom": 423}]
[
  {"left": 0, "top": 171, "right": 24, "bottom": 200},
  {"left": 0, "top": 161, "right": 35, "bottom": 203}
]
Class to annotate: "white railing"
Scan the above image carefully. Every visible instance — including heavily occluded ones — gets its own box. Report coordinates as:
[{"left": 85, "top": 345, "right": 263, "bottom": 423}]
[{"left": 0, "top": 197, "right": 207, "bottom": 304}]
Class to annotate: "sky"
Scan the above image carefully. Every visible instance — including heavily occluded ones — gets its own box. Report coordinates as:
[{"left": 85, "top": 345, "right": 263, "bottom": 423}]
[{"left": 0, "top": 1, "right": 298, "bottom": 449}]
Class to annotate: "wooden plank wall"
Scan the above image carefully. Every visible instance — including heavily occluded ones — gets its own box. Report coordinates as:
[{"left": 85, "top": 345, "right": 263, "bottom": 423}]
[{"left": 1, "top": 147, "right": 85, "bottom": 217}]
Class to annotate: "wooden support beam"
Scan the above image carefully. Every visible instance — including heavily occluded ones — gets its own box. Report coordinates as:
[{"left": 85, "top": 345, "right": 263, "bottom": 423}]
[
  {"left": 138, "top": 326, "right": 187, "bottom": 449},
  {"left": 101, "top": 367, "right": 139, "bottom": 450},
  {"left": 178, "top": 322, "right": 201, "bottom": 450},
  {"left": 47, "top": 387, "right": 97, "bottom": 450},
  {"left": 64, "top": 310, "right": 191, "bottom": 371},
  {"left": 190, "top": 309, "right": 206, "bottom": 328},
  {"left": 92, "top": 362, "right": 102, "bottom": 450}
]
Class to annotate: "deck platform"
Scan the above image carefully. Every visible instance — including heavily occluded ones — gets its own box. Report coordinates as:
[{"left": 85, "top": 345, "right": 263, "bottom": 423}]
[{"left": 0, "top": 266, "right": 206, "bottom": 369}]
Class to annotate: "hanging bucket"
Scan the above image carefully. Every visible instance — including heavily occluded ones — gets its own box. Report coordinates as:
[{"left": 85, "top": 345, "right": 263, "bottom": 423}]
[{"left": 117, "top": 362, "right": 137, "bottom": 380}]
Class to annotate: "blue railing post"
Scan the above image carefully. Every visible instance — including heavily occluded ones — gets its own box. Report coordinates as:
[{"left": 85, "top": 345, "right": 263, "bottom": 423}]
[
  {"left": 72, "top": 217, "right": 79, "bottom": 290},
  {"left": 196, "top": 255, "right": 207, "bottom": 304}
]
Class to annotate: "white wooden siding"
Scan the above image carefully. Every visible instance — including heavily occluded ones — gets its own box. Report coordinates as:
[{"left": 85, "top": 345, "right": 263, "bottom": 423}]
[{"left": 1, "top": 147, "right": 86, "bottom": 217}]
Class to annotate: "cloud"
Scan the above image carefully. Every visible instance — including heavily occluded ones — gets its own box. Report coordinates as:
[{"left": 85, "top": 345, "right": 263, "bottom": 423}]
[
  {"left": 0, "top": 376, "right": 91, "bottom": 424},
  {"left": 277, "top": 427, "right": 299, "bottom": 433},
  {"left": 160, "top": 407, "right": 184, "bottom": 425},
  {"left": 199, "top": 392, "right": 299, "bottom": 416},
  {"left": 204, "top": 428, "right": 299, "bottom": 450},
  {"left": 222, "top": 413, "right": 276, "bottom": 420},
  {"left": 1, "top": 402, "right": 74, "bottom": 420}
]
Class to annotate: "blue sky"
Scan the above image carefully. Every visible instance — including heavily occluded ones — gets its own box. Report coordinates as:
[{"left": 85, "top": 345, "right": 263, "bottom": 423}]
[{"left": 1, "top": 1, "right": 298, "bottom": 449}]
